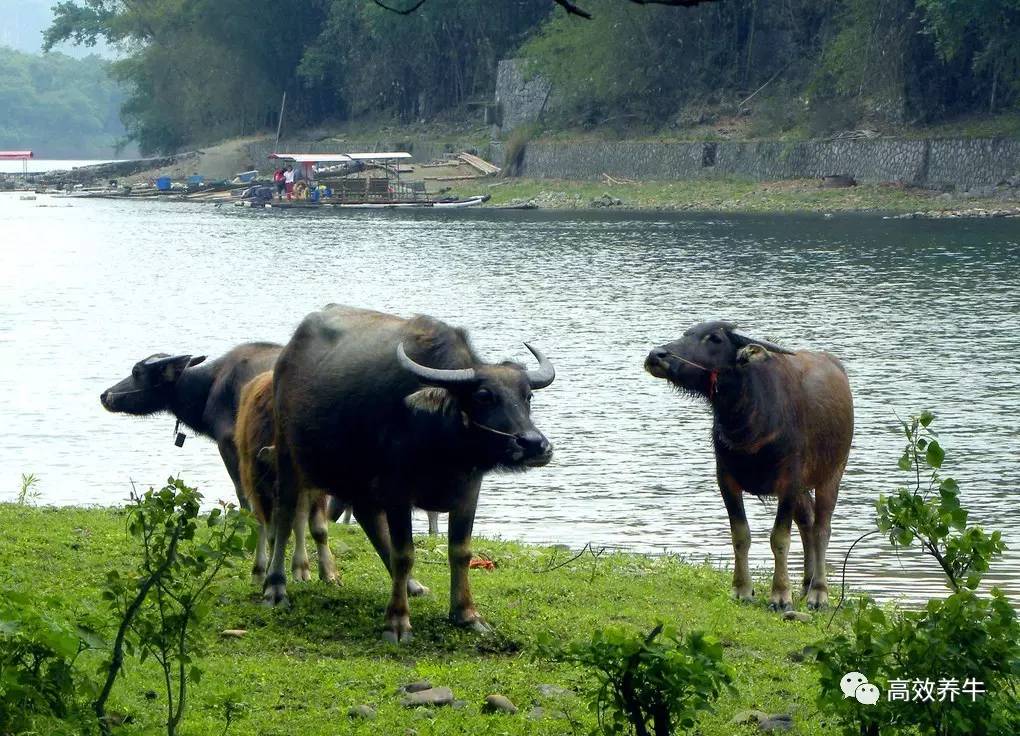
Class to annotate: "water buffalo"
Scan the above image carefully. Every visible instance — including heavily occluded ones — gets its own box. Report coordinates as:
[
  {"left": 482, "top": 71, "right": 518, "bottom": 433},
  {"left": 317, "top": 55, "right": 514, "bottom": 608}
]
[
  {"left": 236, "top": 371, "right": 335, "bottom": 585},
  {"left": 100, "top": 342, "right": 281, "bottom": 509},
  {"left": 263, "top": 305, "right": 555, "bottom": 642},
  {"left": 645, "top": 321, "right": 853, "bottom": 610}
]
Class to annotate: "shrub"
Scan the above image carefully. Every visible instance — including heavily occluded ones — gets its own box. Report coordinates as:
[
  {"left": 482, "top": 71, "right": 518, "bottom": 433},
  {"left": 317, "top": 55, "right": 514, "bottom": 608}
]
[
  {"left": 816, "top": 411, "right": 1020, "bottom": 736},
  {"left": 96, "top": 478, "right": 255, "bottom": 736},
  {"left": 0, "top": 588, "right": 101, "bottom": 735},
  {"left": 541, "top": 623, "right": 734, "bottom": 736}
]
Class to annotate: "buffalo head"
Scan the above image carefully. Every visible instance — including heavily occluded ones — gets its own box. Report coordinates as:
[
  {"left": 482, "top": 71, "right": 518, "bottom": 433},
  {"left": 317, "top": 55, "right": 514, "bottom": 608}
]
[
  {"left": 398, "top": 342, "right": 555, "bottom": 469},
  {"left": 100, "top": 353, "right": 206, "bottom": 415},
  {"left": 644, "top": 321, "right": 793, "bottom": 397}
]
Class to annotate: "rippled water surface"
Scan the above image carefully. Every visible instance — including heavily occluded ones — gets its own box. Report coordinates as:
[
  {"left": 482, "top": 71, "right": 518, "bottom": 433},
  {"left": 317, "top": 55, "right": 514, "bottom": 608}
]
[{"left": 2, "top": 194, "right": 1018, "bottom": 604}]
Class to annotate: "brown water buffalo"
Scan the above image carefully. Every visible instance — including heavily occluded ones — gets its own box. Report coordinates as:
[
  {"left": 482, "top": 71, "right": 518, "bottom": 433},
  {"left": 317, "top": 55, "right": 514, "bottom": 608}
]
[
  {"left": 645, "top": 321, "right": 853, "bottom": 610},
  {"left": 100, "top": 342, "right": 281, "bottom": 509},
  {"left": 236, "top": 371, "right": 335, "bottom": 585},
  {"left": 263, "top": 305, "right": 555, "bottom": 642}
]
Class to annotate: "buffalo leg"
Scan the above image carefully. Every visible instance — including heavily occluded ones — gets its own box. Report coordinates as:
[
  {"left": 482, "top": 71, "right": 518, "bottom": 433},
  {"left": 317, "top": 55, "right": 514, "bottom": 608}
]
[
  {"left": 718, "top": 469, "right": 753, "bottom": 601},
  {"left": 793, "top": 491, "right": 816, "bottom": 597},
  {"left": 290, "top": 493, "right": 312, "bottom": 581},
  {"left": 448, "top": 479, "right": 490, "bottom": 632},
  {"left": 769, "top": 494, "right": 796, "bottom": 611},
  {"left": 353, "top": 507, "right": 430, "bottom": 597},
  {"left": 309, "top": 493, "right": 337, "bottom": 582},
  {"left": 262, "top": 448, "right": 298, "bottom": 606},
  {"left": 382, "top": 506, "right": 415, "bottom": 643},
  {"left": 217, "top": 437, "right": 250, "bottom": 511},
  {"left": 252, "top": 522, "right": 269, "bottom": 586},
  {"left": 808, "top": 473, "right": 842, "bottom": 609},
  {"left": 427, "top": 510, "right": 440, "bottom": 536}
]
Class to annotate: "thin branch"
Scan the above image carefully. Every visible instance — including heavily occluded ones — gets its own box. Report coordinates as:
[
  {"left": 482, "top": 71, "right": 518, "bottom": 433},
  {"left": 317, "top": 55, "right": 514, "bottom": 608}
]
[
  {"left": 553, "top": 0, "right": 593, "bottom": 19},
  {"left": 372, "top": 0, "right": 721, "bottom": 19},
  {"left": 372, "top": 0, "right": 428, "bottom": 14}
]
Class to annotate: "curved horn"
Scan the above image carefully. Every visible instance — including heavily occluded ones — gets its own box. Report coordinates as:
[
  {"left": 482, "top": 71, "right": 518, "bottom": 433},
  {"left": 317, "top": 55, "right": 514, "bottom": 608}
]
[
  {"left": 729, "top": 330, "right": 796, "bottom": 355},
  {"left": 524, "top": 342, "right": 556, "bottom": 389},
  {"left": 143, "top": 353, "right": 190, "bottom": 367},
  {"left": 396, "top": 343, "right": 477, "bottom": 385}
]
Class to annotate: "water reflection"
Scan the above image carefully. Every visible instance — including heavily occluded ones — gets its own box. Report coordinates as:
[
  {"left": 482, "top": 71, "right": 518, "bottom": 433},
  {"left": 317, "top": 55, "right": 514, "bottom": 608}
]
[{"left": 1, "top": 196, "right": 1018, "bottom": 605}]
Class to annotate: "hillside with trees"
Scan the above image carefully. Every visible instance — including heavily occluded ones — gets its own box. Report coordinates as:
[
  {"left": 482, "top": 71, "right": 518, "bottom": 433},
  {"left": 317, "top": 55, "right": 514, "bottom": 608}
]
[
  {"left": 42, "top": 0, "right": 1020, "bottom": 155},
  {"left": 0, "top": 46, "right": 127, "bottom": 158}
]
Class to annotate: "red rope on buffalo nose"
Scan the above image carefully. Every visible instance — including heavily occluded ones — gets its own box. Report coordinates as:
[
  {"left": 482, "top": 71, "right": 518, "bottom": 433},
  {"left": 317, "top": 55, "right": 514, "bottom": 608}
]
[{"left": 663, "top": 350, "right": 718, "bottom": 400}]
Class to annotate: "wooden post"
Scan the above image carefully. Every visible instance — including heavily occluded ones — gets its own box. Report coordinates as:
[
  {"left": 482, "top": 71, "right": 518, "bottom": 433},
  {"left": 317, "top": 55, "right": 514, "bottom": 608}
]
[{"left": 274, "top": 91, "right": 287, "bottom": 152}]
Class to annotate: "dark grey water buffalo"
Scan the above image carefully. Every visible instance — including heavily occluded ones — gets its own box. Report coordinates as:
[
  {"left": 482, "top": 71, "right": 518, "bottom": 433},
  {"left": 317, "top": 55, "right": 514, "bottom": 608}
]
[
  {"left": 100, "top": 342, "right": 282, "bottom": 509},
  {"left": 645, "top": 321, "right": 853, "bottom": 610},
  {"left": 263, "top": 305, "right": 555, "bottom": 642}
]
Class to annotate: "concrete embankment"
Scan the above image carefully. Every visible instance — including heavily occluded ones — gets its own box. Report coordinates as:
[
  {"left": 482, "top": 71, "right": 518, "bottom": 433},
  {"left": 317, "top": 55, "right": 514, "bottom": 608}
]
[{"left": 510, "top": 137, "right": 1020, "bottom": 193}]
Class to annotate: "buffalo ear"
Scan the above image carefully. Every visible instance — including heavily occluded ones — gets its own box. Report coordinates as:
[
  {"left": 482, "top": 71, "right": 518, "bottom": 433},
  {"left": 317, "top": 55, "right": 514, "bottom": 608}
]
[
  {"left": 161, "top": 355, "right": 194, "bottom": 383},
  {"left": 256, "top": 445, "right": 276, "bottom": 466},
  {"left": 404, "top": 387, "right": 456, "bottom": 416},
  {"left": 736, "top": 344, "right": 770, "bottom": 365}
]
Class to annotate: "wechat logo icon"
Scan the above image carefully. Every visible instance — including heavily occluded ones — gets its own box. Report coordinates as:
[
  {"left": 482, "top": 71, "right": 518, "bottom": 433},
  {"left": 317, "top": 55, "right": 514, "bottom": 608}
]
[{"left": 841, "top": 672, "right": 880, "bottom": 705}]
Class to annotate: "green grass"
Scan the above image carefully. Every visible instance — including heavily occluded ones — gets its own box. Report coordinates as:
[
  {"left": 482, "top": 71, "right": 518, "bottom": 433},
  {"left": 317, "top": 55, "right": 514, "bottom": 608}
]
[
  {"left": 455, "top": 176, "right": 1018, "bottom": 214},
  {"left": 0, "top": 503, "right": 842, "bottom": 736}
]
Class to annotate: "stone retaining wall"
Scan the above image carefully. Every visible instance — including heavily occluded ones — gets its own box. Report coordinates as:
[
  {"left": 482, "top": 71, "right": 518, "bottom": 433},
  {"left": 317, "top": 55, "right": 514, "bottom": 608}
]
[{"left": 517, "top": 137, "right": 1020, "bottom": 189}]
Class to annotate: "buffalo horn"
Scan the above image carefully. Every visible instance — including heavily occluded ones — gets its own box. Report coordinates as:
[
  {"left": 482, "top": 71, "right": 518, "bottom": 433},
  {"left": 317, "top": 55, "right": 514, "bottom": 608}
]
[
  {"left": 729, "top": 330, "right": 796, "bottom": 355},
  {"left": 143, "top": 353, "right": 206, "bottom": 368},
  {"left": 396, "top": 343, "right": 477, "bottom": 385},
  {"left": 523, "top": 342, "right": 556, "bottom": 389}
]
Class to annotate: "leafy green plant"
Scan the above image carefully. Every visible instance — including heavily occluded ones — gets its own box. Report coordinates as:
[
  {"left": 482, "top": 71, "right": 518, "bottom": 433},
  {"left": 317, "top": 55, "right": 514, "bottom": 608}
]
[
  {"left": 17, "top": 472, "right": 41, "bottom": 505},
  {"left": 816, "top": 411, "right": 1020, "bottom": 736},
  {"left": 541, "top": 623, "right": 734, "bottom": 736},
  {"left": 0, "top": 588, "right": 101, "bottom": 735},
  {"left": 96, "top": 478, "right": 255, "bottom": 736}
]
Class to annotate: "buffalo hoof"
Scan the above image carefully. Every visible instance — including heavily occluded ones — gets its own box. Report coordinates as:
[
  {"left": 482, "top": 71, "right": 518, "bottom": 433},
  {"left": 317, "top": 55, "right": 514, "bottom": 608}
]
[
  {"left": 769, "top": 600, "right": 793, "bottom": 613},
  {"left": 382, "top": 615, "right": 413, "bottom": 644},
  {"left": 806, "top": 590, "right": 829, "bottom": 610},
  {"left": 463, "top": 618, "right": 493, "bottom": 635},
  {"left": 251, "top": 571, "right": 266, "bottom": 587},
  {"left": 262, "top": 575, "right": 290, "bottom": 607},
  {"left": 732, "top": 588, "right": 755, "bottom": 603},
  {"left": 407, "top": 578, "right": 430, "bottom": 597},
  {"left": 292, "top": 563, "right": 311, "bottom": 582},
  {"left": 450, "top": 609, "right": 492, "bottom": 634},
  {"left": 261, "top": 591, "right": 290, "bottom": 608}
]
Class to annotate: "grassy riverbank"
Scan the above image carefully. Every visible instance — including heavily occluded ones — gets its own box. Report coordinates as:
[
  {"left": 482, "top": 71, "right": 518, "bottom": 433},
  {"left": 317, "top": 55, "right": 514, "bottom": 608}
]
[
  {"left": 452, "top": 177, "right": 1020, "bottom": 215},
  {"left": 0, "top": 503, "right": 838, "bottom": 735}
]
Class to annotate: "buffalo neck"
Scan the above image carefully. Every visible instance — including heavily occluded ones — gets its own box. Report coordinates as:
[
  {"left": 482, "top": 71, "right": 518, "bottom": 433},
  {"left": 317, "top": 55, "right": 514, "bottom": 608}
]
[
  {"left": 711, "top": 366, "right": 788, "bottom": 451},
  {"left": 170, "top": 365, "right": 216, "bottom": 436}
]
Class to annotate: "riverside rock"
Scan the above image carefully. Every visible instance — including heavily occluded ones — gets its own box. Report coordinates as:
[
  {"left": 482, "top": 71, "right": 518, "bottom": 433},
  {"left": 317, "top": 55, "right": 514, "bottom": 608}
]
[{"left": 401, "top": 687, "right": 455, "bottom": 708}]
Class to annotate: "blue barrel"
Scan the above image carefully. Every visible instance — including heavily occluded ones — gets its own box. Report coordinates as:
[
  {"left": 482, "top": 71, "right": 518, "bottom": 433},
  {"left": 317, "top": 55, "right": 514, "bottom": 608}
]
[{"left": 156, "top": 176, "right": 172, "bottom": 191}]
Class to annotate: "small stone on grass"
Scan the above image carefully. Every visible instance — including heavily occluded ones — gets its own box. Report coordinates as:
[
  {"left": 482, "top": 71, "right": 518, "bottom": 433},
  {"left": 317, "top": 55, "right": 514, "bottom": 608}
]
[
  {"left": 760, "top": 714, "right": 794, "bottom": 732},
  {"left": 220, "top": 629, "right": 247, "bottom": 638},
  {"left": 401, "top": 687, "right": 454, "bottom": 708},
  {"left": 399, "top": 680, "right": 432, "bottom": 694},
  {"left": 348, "top": 704, "right": 376, "bottom": 720},
  {"left": 783, "top": 610, "right": 812, "bottom": 623},
  {"left": 482, "top": 694, "right": 517, "bottom": 714}
]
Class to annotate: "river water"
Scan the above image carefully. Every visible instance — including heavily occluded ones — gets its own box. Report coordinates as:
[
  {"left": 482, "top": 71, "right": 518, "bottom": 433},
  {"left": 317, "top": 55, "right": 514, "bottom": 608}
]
[{"left": 1, "top": 193, "right": 1018, "bottom": 605}]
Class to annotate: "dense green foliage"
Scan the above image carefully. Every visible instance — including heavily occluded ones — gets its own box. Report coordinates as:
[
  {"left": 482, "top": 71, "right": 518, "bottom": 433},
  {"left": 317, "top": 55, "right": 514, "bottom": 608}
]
[
  {"left": 0, "top": 588, "right": 101, "bottom": 735},
  {"left": 541, "top": 623, "right": 734, "bottom": 735},
  {"left": 44, "top": 0, "right": 550, "bottom": 154},
  {"left": 522, "top": 0, "right": 1020, "bottom": 135},
  {"left": 0, "top": 46, "right": 126, "bottom": 158},
  {"left": 816, "top": 412, "right": 1020, "bottom": 735},
  {"left": 44, "top": 0, "right": 1020, "bottom": 154}
]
